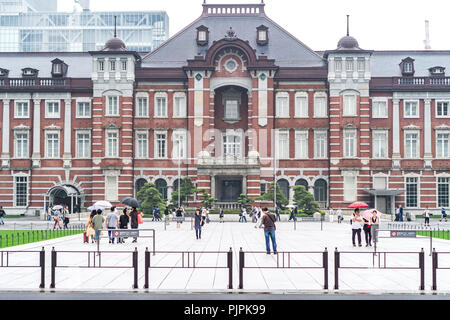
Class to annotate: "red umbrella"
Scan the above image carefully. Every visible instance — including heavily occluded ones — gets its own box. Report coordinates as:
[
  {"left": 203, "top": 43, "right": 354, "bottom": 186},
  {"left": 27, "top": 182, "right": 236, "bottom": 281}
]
[{"left": 348, "top": 202, "right": 369, "bottom": 209}]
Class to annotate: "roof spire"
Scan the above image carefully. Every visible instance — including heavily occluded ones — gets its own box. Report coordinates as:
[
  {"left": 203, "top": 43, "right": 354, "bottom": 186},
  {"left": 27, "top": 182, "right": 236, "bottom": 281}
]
[
  {"left": 346, "top": 15, "right": 350, "bottom": 36},
  {"left": 114, "top": 15, "right": 117, "bottom": 38}
]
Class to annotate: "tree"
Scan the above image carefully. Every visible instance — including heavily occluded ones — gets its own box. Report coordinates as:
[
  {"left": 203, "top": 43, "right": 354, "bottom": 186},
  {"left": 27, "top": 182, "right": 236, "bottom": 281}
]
[
  {"left": 257, "top": 182, "right": 288, "bottom": 208},
  {"left": 199, "top": 190, "right": 217, "bottom": 209},
  {"left": 170, "top": 177, "right": 199, "bottom": 207},
  {"left": 237, "top": 193, "right": 253, "bottom": 210},
  {"left": 136, "top": 182, "right": 166, "bottom": 215},
  {"left": 293, "top": 185, "right": 320, "bottom": 215}
]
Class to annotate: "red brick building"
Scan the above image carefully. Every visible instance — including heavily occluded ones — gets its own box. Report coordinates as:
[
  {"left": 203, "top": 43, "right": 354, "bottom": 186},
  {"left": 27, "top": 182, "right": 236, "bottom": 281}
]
[{"left": 0, "top": 2, "right": 449, "bottom": 216}]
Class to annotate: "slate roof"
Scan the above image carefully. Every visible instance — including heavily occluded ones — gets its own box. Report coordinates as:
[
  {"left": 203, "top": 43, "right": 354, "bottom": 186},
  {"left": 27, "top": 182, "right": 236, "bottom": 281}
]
[
  {"left": 141, "top": 13, "right": 326, "bottom": 69},
  {"left": 0, "top": 52, "right": 92, "bottom": 78}
]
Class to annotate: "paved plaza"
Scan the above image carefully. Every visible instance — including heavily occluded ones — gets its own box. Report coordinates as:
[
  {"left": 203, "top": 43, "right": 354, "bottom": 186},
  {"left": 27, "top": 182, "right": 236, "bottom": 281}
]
[{"left": 1, "top": 217, "right": 450, "bottom": 295}]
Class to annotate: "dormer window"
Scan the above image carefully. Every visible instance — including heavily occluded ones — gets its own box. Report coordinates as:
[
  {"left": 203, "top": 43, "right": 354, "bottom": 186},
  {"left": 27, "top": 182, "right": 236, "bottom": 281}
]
[
  {"left": 429, "top": 66, "right": 446, "bottom": 77},
  {"left": 196, "top": 25, "right": 209, "bottom": 46},
  {"left": 0, "top": 68, "right": 9, "bottom": 77},
  {"left": 256, "top": 25, "right": 269, "bottom": 45},
  {"left": 400, "top": 57, "right": 415, "bottom": 76},
  {"left": 51, "top": 59, "right": 68, "bottom": 77},
  {"left": 22, "top": 68, "right": 38, "bottom": 77}
]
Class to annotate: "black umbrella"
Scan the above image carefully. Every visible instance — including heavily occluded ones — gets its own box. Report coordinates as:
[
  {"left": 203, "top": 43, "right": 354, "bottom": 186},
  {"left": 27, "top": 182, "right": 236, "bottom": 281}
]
[{"left": 120, "top": 197, "right": 141, "bottom": 208}]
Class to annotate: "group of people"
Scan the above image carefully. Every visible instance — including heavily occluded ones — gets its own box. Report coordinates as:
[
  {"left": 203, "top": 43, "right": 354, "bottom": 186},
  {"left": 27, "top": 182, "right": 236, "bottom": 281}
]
[
  {"left": 84, "top": 206, "right": 143, "bottom": 244},
  {"left": 52, "top": 206, "right": 70, "bottom": 230},
  {"left": 350, "top": 208, "right": 380, "bottom": 247},
  {"left": 328, "top": 207, "right": 344, "bottom": 223}
]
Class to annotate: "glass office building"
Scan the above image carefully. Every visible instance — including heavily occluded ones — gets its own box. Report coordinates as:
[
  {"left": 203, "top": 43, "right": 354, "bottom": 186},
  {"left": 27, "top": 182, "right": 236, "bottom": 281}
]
[{"left": 0, "top": 8, "right": 169, "bottom": 52}]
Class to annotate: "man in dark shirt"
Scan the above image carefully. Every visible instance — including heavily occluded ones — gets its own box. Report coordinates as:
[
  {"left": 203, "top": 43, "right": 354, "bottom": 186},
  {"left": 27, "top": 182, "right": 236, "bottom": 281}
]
[
  {"left": 261, "top": 207, "right": 277, "bottom": 255},
  {"left": 129, "top": 207, "right": 139, "bottom": 243}
]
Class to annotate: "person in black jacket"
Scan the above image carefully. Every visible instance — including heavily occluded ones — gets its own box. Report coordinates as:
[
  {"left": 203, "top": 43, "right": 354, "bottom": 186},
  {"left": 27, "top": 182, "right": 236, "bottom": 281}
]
[
  {"left": 0, "top": 206, "right": 5, "bottom": 225},
  {"left": 194, "top": 208, "right": 204, "bottom": 239},
  {"left": 129, "top": 207, "right": 139, "bottom": 243},
  {"left": 118, "top": 208, "right": 129, "bottom": 244}
]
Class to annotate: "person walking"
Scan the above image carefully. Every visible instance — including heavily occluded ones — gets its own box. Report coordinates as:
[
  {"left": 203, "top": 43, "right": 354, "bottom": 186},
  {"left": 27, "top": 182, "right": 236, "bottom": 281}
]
[
  {"left": 337, "top": 208, "right": 343, "bottom": 224},
  {"left": 440, "top": 207, "right": 447, "bottom": 222},
  {"left": 370, "top": 210, "right": 380, "bottom": 245},
  {"left": 255, "top": 207, "right": 263, "bottom": 228},
  {"left": 241, "top": 207, "right": 247, "bottom": 223},
  {"left": 194, "top": 208, "right": 204, "bottom": 239},
  {"left": 395, "top": 205, "right": 400, "bottom": 222},
  {"left": 351, "top": 208, "right": 363, "bottom": 247},
  {"left": 53, "top": 209, "right": 62, "bottom": 230},
  {"left": 176, "top": 206, "right": 184, "bottom": 228},
  {"left": 106, "top": 206, "right": 119, "bottom": 244},
  {"left": 92, "top": 209, "right": 105, "bottom": 244},
  {"left": 251, "top": 206, "right": 257, "bottom": 223},
  {"left": 118, "top": 208, "right": 130, "bottom": 244},
  {"left": 129, "top": 207, "right": 139, "bottom": 243},
  {"left": 85, "top": 211, "right": 96, "bottom": 243},
  {"left": 362, "top": 216, "right": 372, "bottom": 247},
  {"left": 261, "top": 207, "right": 277, "bottom": 255},
  {"left": 219, "top": 208, "right": 224, "bottom": 223},
  {"left": 63, "top": 206, "right": 70, "bottom": 229},
  {"left": 329, "top": 207, "right": 335, "bottom": 223},
  {"left": 275, "top": 206, "right": 280, "bottom": 221},
  {"left": 399, "top": 204, "right": 404, "bottom": 222},
  {"left": 423, "top": 207, "right": 431, "bottom": 226},
  {"left": 0, "top": 206, "right": 6, "bottom": 225}
]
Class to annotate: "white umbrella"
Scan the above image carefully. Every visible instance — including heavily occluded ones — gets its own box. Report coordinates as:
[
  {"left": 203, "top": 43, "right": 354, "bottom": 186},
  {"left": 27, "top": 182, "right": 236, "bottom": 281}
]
[
  {"left": 93, "top": 201, "right": 112, "bottom": 208},
  {"left": 286, "top": 205, "right": 296, "bottom": 209},
  {"left": 52, "top": 205, "right": 63, "bottom": 210}
]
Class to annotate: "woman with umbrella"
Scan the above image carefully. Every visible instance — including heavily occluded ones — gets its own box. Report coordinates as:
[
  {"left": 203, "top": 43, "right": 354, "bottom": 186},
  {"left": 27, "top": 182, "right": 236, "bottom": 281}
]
[{"left": 348, "top": 202, "right": 369, "bottom": 247}]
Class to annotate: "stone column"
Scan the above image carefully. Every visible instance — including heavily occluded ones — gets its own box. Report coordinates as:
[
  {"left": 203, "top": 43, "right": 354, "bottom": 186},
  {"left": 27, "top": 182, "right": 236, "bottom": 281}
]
[
  {"left": 392, "top": 98, "right": 401, "bottom": 168},
  {"left": 242, "top": 175, "right": 247, "bottom": 195},
  {"left": 211, "top": 175, "right": 216, "bottom": 199},
  {"left": 63, "top": 98, "right": 72, "bottom": 168},
  {"left": 423, "top": 99, "right": 432, "bottom": 168},
  {"left": 32, "top": 99, "right": 41, "bottom": 168},
  {"left": 1, "top": 99, "right": 10, "bottom": 168}
]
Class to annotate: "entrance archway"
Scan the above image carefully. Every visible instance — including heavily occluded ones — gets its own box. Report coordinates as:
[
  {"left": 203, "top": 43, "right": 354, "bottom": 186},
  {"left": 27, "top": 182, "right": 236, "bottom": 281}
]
[{"left": 46, "top": 185, "right": 82, "bottom": 215}]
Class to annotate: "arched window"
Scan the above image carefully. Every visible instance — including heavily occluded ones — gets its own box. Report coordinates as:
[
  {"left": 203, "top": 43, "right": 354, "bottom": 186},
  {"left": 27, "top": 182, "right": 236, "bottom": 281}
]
[
  {"left": 173, "top": 178, "right": 182, "bottom": 191},
  {"left": 155, "top": 178, "right": 168, "bottom": 200},
  {"left": 277, "top": 179, "right": 289, "bottom": 200},
  {"left": 135, "top": 178, "right": 147, "bottom": 195},
  {"left": 295, "top": 179, "right": 309, "bottom": 190},
  {"left": 314, "top": 179, "right": 327, "bottom": 203}
]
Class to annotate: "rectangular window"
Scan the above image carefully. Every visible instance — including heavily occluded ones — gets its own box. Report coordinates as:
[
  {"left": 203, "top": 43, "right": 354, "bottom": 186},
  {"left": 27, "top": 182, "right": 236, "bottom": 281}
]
[
  {"left": 198, "top": 31, "right": 207, "bottom": 41},
  {"left": 174, "top": 95, "right": 187, "bottom": 118},
  {"left": 404, "top": 63, "right": 413, "bottom": 73},
  {"left": 404, "top": 101, "right": 419, "bottom": 117},
  {"left": 346, "top": 58, "right": 354, "bottom": 72},
  {"left": 276, "top": 95, "right": 289, "bottom": 117},
  {"left": 14, "top": 132, "right": 28, "bottom": 158},
  {"left": 373, "top": 176, "right": 387, "bottom": 190},
  {"left": 295, "top": 131, "right": 308, "bottom": 159},
  {"left": 260, "top": 183, "right": 266, "bottom": 196},
  {"left": 343, "top": 95, "right": 357, "bottom": 116},
  {"left": 344, "top": 176, "right": 357, "bottom": 202},
  {"left": 136, "top": 97, "right": 148, "bottom": 117},
  {"left": 406, "top": 177, "right": 418, "bottom": 208},
  {"left": 295, "top": 95, "right": 308, "bottom": 118},
  {"left": 373, "top": 131, "right": 388, "bottom": 158},
  {"left": 107, "top": 96, "right": 119, "bottom": 116},
  {"left": 225, "top": 99, "right": 239, "bottom": 119},
  {"left": 15, "top": 176, "right": 28, "bottom": 207},
  {"left": 314, "top": 131, "right": 327, "bottom": 158},
  {"left": 110, "top": 60, "right": 116, "bottom": 71},
  {"left": 438, "top": 177, "right": 450, "bottom": 208},
  {"left": 136, "top": 132, "right": 148, "bottom": 158},
  {"left": 258, "top": 30, "right": 267, "bottom": 41},
  {"left": 335, "top": 59, "right": 342, "bottom": 72},
  {"left": 155, "top": 132, "right": 167, "bottom": 158},
  {"left": 76, "top": 102, "right": 91, "bottom": 118},
  {"left": 15, "top": 101, "right": 29, "bottom": 118},
  {"left": 98, "top": 60, "right": 104, "bottom": 71},
  {"left": 344, "top": 130, "right": 357, "bottom": 158},
  {"left": 276, "top": 131, "right": 289, "bottom": 159},
  {"left": 314, "top": 96, "right": 327, "bottom": 117},
  {"left": 46, "top": 132, "right": 59, "bottom": 158},
  {"left": 105, "top": 176, "right": 118, "bottom": 201},
  {"left": 357, "top": 59, "right": 365, "bottom": 72},
  {"left": 172, "top": 131, "right": 186, "bottom": 159},
  {"left": 223, "top": 134, "right": 242, "bottom": 157},
  {"left": 106, "top": 132, "right": 118, "bottom": 158},
  {"left": 76, "top": 132, "right": 90, "bottom": 158},
  {"left": 121, "top": 60, "right": 127, "bottom": 71},
  {"left": 372, "top": 100, "right": 388, "bottom": 118},
  {"left": 405, "top": 132, "right": 419, "bottom": 158},
  {"left": 155, "top": 95, "right": 167, "bottom": 118},
  {"left": 437, "top": 101, "right": 449, "bottom": 117},
  {"left": 437, "top": 133, "right": 449, "bottom": 158},
  {"left": 46, "top": 101, "right": 60, "bottom": 118}
]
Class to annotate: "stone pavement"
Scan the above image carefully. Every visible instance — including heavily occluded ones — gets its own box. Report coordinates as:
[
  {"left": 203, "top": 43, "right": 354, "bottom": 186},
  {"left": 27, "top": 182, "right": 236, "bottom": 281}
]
[{"left": 1, "top": 219, "right": 450, "bottom": 294}]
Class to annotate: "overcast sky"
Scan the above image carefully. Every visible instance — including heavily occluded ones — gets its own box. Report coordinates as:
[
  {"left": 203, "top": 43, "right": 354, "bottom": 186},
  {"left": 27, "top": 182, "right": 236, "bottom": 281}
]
[{"left": 58, "top": 0, "right": 450, "bottom": 51}]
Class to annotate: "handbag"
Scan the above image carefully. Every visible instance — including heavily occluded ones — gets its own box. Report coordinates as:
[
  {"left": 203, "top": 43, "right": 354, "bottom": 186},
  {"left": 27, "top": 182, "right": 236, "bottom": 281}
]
[{"left": 137, "top": 213, "right": 143, "bottom": 225}]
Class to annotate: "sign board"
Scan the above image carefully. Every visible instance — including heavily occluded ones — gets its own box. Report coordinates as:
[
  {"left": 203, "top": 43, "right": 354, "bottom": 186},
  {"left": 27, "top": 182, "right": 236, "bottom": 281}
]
[
  {"left": 299, "top": 217, "right": 316, "bottom": 222},
  {"left": 390, "top": 231, "right": 417, "bottom": 238},
  {"left": 112, "top": 230, "right": 140, "bottom": 238}
]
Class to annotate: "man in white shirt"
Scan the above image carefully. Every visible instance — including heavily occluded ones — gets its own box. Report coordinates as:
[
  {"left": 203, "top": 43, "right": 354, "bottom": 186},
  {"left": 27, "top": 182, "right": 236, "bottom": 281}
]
[
  {"left": 351, "top": 208, "right": 363, "bottom": 247},
  {"left": 337, "top": 209, "right": 343, "bottom": 224},
  {"left": 329, "top": 207, "right": 335, "bottom": 223},
  {"left": 423, "top": 207, "right": 431, "bottom": 226},
  {"left": 106, "top": 206, "right": 119, "bottom": 244}
]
